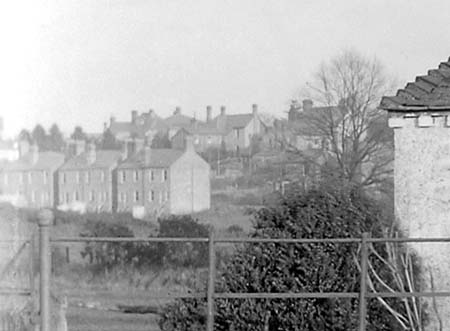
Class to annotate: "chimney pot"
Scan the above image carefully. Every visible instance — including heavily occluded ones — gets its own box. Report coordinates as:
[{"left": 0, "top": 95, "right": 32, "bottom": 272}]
[
  {"left": 220, "top": 106, "right": 226, "bottom": 116},
  {"left": 174, "top": 107, "right": 181, "bottom": 115}
]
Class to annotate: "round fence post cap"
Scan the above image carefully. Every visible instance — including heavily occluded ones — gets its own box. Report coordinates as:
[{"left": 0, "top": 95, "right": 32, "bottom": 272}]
[{"left": 38, "top": 209, "right": 54, "bottom": 226}]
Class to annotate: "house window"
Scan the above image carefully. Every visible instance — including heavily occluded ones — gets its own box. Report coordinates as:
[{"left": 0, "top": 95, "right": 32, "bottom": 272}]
[
  {"left": 163, "top": 190, "right": 169, "bottom": 202},
  {"left": 163, "top": 169, "right": 168, "bottom": 181},
  {"left": 133, "top": 170, "right": 139, "bottom": 182},
  {"left": 89, "top": 190, "right": 95, "bottom": 202},
  {"left": 120, "top": 192, "right": 127, "bottom": 203},
  {"left": 104, "top": 192, "right": 108, "bottom": 202},
  {"left": 43, "top": 171, "right": 48, "bottom": 184},
  {"left": 31, "top": 191, "right": 36, "bottom": 203},
  {"left": 28, "top": 172, "right": 32, "bottom": 184},
  {"left": 149, "top": 190, "right": 155, "bottom": 202},
  {"left": 100, "top": 171, "right": 105, "bottom": 182},
  {"left": 86, "top": 172, "right": 90, "bottom": 184},
  {"left": 158, "top": 191, "right": 163, "bottom": 204},
  {"left": 234, "top": 129, "right": 240, "bottom": 138},
  {"left": 134, "top": 191, "right": 139, "bottom": 202},
  {"left": 65, "top": 192, "right": 70, "bottom": 203},
  {"left": 19, "top": 173, "right": 24, "bottom": 184},
  {"left": 120, "top": 171, "right": 126, "bottom": 183},
  {"left": 3, "top": 174, "right": 8, "bottom": 185},
  {"left": 74, "top": 191, "right": 80, "bottom": 201},
  {"left": 62, "top": 173, "right": 66, "bottom": 184},
  {"left": 76, "top": 172, "right": 80, "bottom": 184},
  {"left": 149, "top": 170, "right": 154, "bottom": 181}
]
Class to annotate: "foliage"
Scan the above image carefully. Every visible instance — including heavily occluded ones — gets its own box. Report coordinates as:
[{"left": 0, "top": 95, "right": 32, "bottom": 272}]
[
  {"left": 159, "top": 186, "right": 417, "bottom": 331},
  {"left": 18, "top": 129, "right": 32, "bottom": 142},
  {"left": 48, "top": 124, "right": 65, "bottom": 151},
  {"left": 151, "top": 132, "right": 172, "bottom": 149},
  {"left": 98, "top": 128, "right": 121, "bottom": 150},
  {"left": 70, "top": 125, "right": 88, "bottom": 141},
  {"left": 23, "top": 123, "right": 65, "bottom": 151},
  {"left": 156, "top": 215, "right": 209, "bottom": 268},
  {"left": 293, "top": 50, "right": 396, "bottom": 190},
  {"left": 80, "top": 220, "right": 135, "bottom": 274},
  {"left": 78, "top": 214, "right": 210, "bottom": 273}
]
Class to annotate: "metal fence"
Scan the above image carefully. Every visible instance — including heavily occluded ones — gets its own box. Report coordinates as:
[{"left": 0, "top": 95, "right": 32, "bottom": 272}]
[{"left": 7, "top": 210, "right": 450, "bottom": 331}]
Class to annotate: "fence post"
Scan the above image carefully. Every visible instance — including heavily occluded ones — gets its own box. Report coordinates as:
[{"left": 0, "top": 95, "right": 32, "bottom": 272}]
[
  {"left": 39, "top": 209, "right": 53, "bottom": 331},
  {"left": 358, "top": 232, "right": 369, "bottom": 331},
  {"left": 207, "top": 230, "right": 216, "bottom": 331}
]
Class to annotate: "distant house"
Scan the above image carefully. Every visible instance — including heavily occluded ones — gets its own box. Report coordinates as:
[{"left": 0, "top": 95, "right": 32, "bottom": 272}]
[
  {"left": 0, "top": 141, "right": 65, "bottom": 208},
  {"left": 108, "top": 109, "right": 169, "bottom": 142},
  {"left": 58, "top": 142, "right": 123, "bottom": 212},
  {"left": 172, "top": 104, "right": 265, "bottom": 154},
  {"left": 164, "top": 107, "right": 200, "bottom": 139},
  {"left": 286, "top": 99, "right": 336, "bottom": 151},
  {"left": 116, "top": 137, "right": 210, "bottom": 217}
]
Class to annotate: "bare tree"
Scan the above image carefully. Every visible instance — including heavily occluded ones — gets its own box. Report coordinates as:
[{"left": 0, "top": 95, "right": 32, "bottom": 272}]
[{"left": 294, "top": 50, "right": 396, "bottom": 190}]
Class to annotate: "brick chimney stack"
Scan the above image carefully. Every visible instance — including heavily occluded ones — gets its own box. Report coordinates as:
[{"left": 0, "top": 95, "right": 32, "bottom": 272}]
[
  {"left": 30, "top": 143, "right": 39, "bottom": 165},
  {"left": 206, "top": 105, "right": 212, "bottom": 123},
  {"left": 252, "top": 104, "right": 258, "bottom": 116},
  {"left": 86, "top": 142, "right": 96, "bottom": 165},
  {"left": 302, "top": 99, "right": 313, "bottom": 112},
  {"left": 131, "top": 110, "right": 138, "bottom": 124},
  {"left": 18, "top": 139, "right": 30, "bottom": 159},
  {"left": 144, "top": 145, "right": 152, "bottom": 164}
]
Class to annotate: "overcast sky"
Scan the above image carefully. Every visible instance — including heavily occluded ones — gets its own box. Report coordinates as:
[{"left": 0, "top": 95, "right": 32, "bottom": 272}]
[{"left": 1, "top": 0, "right": 450, "bottom": 138}]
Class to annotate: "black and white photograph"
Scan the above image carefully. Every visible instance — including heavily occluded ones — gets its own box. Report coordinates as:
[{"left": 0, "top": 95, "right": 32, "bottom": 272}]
[{"left": 1, "top": 1, "right": 450, "bottom": 330}]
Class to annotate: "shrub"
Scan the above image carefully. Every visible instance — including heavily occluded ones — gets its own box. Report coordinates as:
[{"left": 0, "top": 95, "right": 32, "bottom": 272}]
[
  {"left": 156, "top": 215, "right": 210, "bottom": 268},
  {"left": 80, "top": 220, "right": 135, "bottom": 275},
  {"left": 159, "top": 186, "right": 414, "bottom": 331}
]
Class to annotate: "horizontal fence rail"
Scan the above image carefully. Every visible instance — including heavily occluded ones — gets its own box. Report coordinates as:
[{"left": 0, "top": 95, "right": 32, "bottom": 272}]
[{"left": 4, "top": 210, "right": 450, "bottom": 331}]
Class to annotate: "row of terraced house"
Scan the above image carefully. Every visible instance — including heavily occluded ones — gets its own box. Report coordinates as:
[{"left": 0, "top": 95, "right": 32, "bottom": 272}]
[{"left": 0, "top": 137, "right": 210, "bottom": 218}]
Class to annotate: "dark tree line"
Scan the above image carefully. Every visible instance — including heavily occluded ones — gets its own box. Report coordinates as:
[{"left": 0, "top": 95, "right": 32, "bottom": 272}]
[{"left": 19, "top": 124, "right": 65, "bottom": 152}]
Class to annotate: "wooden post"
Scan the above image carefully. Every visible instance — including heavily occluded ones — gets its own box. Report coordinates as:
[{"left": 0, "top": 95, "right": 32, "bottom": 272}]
[
  {"left": 39, "top": 209, "right": 53, "bottom": 331},
  {"left": 358, "top": 232, "right": 369, "bottom": 331},
  {"left": 207, "top": 230, "right": 215, "bottom": 331}
]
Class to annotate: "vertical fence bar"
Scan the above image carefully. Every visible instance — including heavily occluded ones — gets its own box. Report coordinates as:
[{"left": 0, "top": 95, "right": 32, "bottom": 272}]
[
  {"left": 358, "top": 232, "right": 369, "bottom": 331},
  {"left": 207, "top": 230, "right": 216, "bottom": 331},
  {"left": 39, "top": 209, "right": 53, "bottom": 331}
]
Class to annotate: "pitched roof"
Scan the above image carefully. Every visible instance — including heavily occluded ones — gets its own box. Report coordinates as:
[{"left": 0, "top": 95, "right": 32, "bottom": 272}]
[
  {"left": 118, "top": 148, "right": 184, "bottom": 169},
  {"left": 289, "top": 105, "right": 342, "bottom": 136},
  {"left": 380, "top": 57, "right": 450, "bottom": 111},
  {"left": 60, "top": 150, "right": 123, "bottom": 170},
  {"left": 164, "top": 113, "right": 197, "bottom": 128},
  {"left": 1, "top": 152, "right": 65, "bottom": 172},
  {"left": 183, "top": 113, "right": 257, "bottom": 136},
  {"left": 109, "top": 115, "right": 169, "bottom": 137}
]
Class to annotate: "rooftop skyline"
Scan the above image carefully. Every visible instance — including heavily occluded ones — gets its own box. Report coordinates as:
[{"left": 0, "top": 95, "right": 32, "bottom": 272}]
[{"left": 1, "top": 0, "right": 450, "bottom": 138}]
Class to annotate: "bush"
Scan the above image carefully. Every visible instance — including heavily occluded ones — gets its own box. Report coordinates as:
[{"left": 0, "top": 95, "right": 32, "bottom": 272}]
[
  {"left": 159, "top": 186, "right": 413, "bottom": 331},
  {"left": 156, "top": 215, "right": 210, "bottom": 268},
  {"left": 80, "top": 220, "right": 135, "bottom": 275}
]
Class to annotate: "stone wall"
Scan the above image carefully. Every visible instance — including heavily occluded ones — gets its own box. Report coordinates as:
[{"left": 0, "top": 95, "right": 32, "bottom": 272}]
[{"left": 389, "top": 112, "right": 450, "bottom": 330}]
